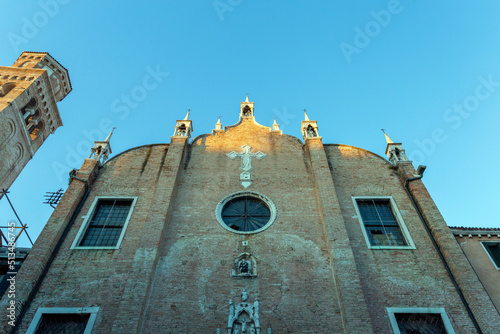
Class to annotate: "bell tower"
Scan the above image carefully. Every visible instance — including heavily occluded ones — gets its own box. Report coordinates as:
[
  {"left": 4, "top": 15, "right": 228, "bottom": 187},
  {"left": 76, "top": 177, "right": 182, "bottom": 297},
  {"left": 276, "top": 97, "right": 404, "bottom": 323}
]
[
  {"left": 0, "top": 51, "right": 71, "bottom": 195},
  {"left": 240, "top": 94, "right": 254, "bottom": 119},
  {"left": 383, "top": 131, "right": 410, "bottom": 165}
]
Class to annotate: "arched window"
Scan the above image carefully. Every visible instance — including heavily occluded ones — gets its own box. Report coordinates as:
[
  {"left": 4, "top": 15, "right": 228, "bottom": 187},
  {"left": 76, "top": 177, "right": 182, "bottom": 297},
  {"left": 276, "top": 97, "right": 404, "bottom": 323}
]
[
  {"left": 177, "top": 124, "right": 187, "bottom": 136},
  {"left": 242, "top": 106, "right": 252, "bottom": 116},
  {"left": 29, "top": 121, "right": 44, "bottom": 140},
  {"left": 18, "top": 61, "right": 30, "bottom": 68},
  {"left": 0, "top": 82, "right": 16, "bottom": 97},
  {"left": 21, "top": 98, "right": 38, "bottom": 125}
]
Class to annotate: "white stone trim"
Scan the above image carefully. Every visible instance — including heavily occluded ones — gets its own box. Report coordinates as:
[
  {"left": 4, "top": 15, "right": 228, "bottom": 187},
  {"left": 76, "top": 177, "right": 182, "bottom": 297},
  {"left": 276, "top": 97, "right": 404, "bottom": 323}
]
[
  {"left": 352, "top": 196, "right": 416, "bottom": 250},
  {"left": 215, "top": 191, "right": 277, "bottom": 235},
  {"left": 386, "top": 307, "right": 455, "bottom": 334},
  {"left": 71, "top": 196, "right": 138, "bottom": 250},
  {"left": 481, "top": 241, "right": 500, "bottom": 270},
  {"left": 26, "top": 307, "right": 99, "bottom": 334}
]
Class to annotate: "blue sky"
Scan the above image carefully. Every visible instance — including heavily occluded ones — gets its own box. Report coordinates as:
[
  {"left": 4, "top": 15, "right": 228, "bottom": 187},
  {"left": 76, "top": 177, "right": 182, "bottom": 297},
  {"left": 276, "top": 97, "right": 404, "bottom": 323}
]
[{"left": 1, "top": 1, "right": 500, "bottom": 247}]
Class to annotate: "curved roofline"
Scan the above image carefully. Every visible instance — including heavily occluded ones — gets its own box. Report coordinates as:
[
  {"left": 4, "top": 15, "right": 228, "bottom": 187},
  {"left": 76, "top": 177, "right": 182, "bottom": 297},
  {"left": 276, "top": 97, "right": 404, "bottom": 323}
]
[
  {"left": 190, "top": 133, "right": 211, "bottom": 144},
  {"left": 324, "top": 144, "right": 393, "bottom": 165},
  {"left": 223, "top": 116, "right": 270, "bottom": 131},
  {"left": 190, "top": 119, "right": 305, "bottom": 147},
  {"left": 103, "top": 143, "right": 169, "bottom": 166},
  {"left": 101, "top": 139, "right": 392, "bottom": 168}
]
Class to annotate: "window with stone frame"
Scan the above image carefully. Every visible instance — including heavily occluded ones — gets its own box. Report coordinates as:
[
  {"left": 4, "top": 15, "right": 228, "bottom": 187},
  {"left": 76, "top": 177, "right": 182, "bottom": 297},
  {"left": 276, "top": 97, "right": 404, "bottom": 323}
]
[
  {"left": 387, "top": 308, "right": 456, "bottom": 334},
  {"left": 71, "top": 197, "right": 137, "bottom": 249},
  {"left": 482, "top": 241, "right": 500, "bottom": 269},
  {"left": 353, "top": 197, "right": 415, "bottom": 249},
  {"left": 26, "top": 307, "right": 99, "bottom": 334}
]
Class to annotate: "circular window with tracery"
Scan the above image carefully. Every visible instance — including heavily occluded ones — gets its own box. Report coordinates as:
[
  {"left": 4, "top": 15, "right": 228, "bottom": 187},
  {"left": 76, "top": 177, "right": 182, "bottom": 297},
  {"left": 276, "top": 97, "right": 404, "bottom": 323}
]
[{"left": 216, "top": 192, "right": 277, "bottom": 234}]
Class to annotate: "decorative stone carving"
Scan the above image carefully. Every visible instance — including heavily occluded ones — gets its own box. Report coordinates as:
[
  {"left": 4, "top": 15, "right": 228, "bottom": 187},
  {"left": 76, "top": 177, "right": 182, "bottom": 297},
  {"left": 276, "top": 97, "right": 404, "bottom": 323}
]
[
  {"left": 227, "top": 145, "right": 266, "bottom": 189},
  {"left": 226, "top": 290, "right": 260, "bottom": 334},
  {"left": 231, "top": 253, "right": 257, "bottom": 278}
]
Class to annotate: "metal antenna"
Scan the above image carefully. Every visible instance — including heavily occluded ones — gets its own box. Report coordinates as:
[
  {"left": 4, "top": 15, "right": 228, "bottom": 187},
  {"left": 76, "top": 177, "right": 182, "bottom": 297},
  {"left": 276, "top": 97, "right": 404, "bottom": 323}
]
[{"left": 43, "top": 188, "right": 64, "bottom": 209}]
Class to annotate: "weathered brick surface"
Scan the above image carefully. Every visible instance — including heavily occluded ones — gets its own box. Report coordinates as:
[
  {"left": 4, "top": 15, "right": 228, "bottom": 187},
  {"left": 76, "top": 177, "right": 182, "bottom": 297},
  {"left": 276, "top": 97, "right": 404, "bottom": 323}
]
[
  {"left": 5, "top": 117, "right": 499, "bottom": 333},
  {"left": 325, "top": 145, "right": 500, "bottom": 333}
]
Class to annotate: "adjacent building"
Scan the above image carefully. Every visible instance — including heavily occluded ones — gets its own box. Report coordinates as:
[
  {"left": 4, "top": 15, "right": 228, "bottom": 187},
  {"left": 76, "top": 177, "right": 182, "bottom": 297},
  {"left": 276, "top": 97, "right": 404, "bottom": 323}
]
[
  {"left": 0, "top": 52, "right": 71, "bottom": 196},
  {"left": 450, "top": 227, "right": 500, "bottom": 313}
]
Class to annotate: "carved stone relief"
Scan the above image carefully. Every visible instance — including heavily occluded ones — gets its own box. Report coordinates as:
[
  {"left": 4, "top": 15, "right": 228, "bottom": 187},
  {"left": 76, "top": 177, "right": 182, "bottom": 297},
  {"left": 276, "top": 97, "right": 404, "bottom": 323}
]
[
  {"left": 231, "top": 253, "right": 257, "bottom": 278},
  {"left": 224, "top": 290, "right": 260, "bottom": 334},
  {"left": 226, "top": 145, "right": 266, "bottom": 189}
]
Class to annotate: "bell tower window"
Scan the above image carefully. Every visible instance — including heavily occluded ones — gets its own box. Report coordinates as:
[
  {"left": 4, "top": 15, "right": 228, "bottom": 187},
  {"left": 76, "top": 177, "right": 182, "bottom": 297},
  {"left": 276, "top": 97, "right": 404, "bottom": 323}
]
[
  {"left": 29, "top": 121, "right": 44, "bottom": 140},
  {"left": 20, "top": 98, "right": 44, "bottom": 140},
  {"left": 0, "top": 82, "right": 16, "bottom": 97},
  {"left": 242, "top": 106, "right": 252, "bottom": 117}
]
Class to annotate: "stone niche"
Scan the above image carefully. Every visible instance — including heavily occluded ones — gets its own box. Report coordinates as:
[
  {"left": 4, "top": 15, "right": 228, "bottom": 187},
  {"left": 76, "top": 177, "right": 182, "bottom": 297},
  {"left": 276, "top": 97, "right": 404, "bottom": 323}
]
[{"left": 231, "top": 253, "right": 257, "bottom": 278}]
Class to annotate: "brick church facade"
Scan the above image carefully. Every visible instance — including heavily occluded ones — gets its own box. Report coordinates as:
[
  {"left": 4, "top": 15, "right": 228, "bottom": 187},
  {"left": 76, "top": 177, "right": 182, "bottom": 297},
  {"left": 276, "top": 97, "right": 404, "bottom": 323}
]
[{"left": 1, "top": 95, "right": 499, "bottom": 333}]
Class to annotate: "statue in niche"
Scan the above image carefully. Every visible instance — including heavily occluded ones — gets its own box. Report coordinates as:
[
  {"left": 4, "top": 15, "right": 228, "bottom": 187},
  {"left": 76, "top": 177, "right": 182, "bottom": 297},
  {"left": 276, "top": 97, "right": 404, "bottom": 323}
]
[
  {"left": 306, "top": 124, "right": 317, "bottom": 137},
  {"left": 232, "top": 253, "right": 256, "bottom": 278},
  {"left": 239, "top": 259, "right": 250, "bottom": 274},
  {"left": 240, "top": 317, "right": 247, "bottom": 333}
]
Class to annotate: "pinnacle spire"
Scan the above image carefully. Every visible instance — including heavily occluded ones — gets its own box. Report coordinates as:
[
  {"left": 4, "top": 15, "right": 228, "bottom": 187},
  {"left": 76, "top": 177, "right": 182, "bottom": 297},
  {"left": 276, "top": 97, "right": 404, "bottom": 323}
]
[
  {"left": 384, "top": 133, "right": 393, "bottom": 144},
  {"left": 216, "top": 116, "right": 221, "bottom": 124},
  {"left": 382, "top": 129, "right": 393, "bottom": 144},
  {"left": 184, "top": 109, "right": 191, "bottom": 120},
  {"left": 245, "top": 94, "right": 249, "bottom": 102},
  {"left": 104, "top": 127, "right": 115, "bottom": 142},
  {"left": 304, "top": 109, "right": 310, "bottom": 121}
]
